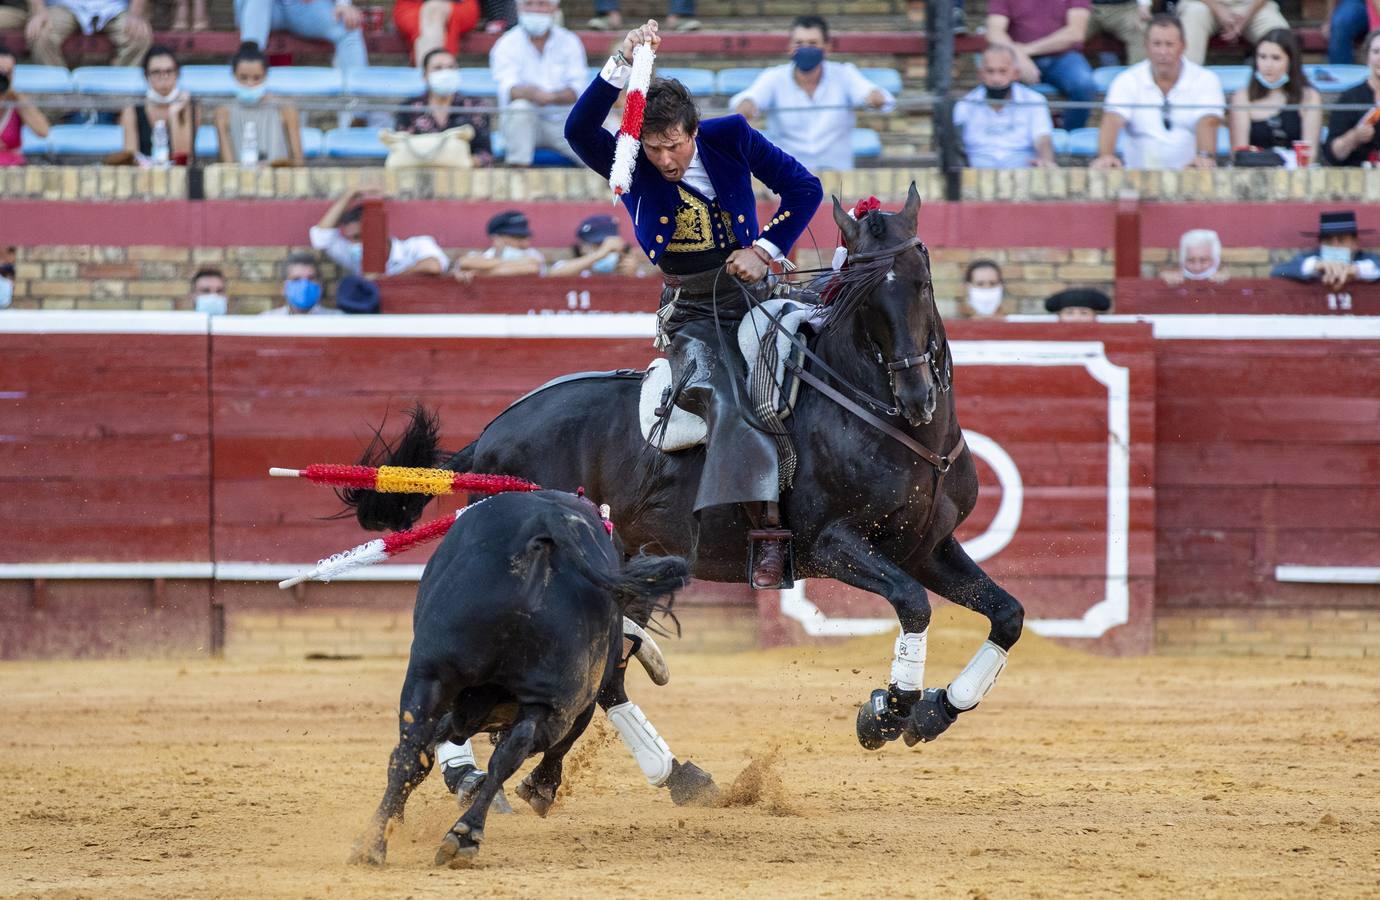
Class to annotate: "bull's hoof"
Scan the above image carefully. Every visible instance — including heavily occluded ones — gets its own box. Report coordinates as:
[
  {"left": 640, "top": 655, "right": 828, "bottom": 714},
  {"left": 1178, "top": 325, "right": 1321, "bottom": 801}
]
[
  {"left": 514, "top": 776, "right": 557, "bottom": 817},
  {"left": 666, "top": 759, "right": 720, "bottom": 807},
  {"left": 902, "top": 687, "right": 958, "bottom": 746},
  {"left": 434, "top": 824, "right": 483, "bottom": 868},
  {"left": 855, "top": 688, "right": 907, "bottom": 750}
]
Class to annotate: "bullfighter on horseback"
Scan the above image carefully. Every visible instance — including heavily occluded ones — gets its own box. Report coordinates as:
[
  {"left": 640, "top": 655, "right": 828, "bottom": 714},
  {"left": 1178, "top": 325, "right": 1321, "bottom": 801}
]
[{"left": 564, "top": 19, "right": 823, "bottom": 590}]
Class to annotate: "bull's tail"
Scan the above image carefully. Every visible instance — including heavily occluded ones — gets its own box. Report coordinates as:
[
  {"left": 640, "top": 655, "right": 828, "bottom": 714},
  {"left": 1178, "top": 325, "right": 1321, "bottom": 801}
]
[{"left": 339, "top": 404, "right": 472, "bottom": 532}]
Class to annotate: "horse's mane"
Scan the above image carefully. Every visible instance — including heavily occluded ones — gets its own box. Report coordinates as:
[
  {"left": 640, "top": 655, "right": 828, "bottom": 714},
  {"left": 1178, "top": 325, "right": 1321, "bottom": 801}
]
[{"left": 799, "top": 210, "right": 917, "bottom": 334}]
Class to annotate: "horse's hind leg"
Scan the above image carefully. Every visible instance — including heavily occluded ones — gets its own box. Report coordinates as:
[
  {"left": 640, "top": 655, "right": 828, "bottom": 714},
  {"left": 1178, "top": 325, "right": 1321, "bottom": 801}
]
[
  {"left": 435, "top": 705, "right": 547, "bottom": 868},
  {"left": 515, "top": 702, "right": 596, "bottom": 817},
  {"left": 349, "top": 667, "right": 448, "bottom": 866},
  {"left": 910, "top": 535, "right": 1024, "bottom": 740}
]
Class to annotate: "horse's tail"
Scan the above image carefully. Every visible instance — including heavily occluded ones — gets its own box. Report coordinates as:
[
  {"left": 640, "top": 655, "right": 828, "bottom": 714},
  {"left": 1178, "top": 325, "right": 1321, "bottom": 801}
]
[{"left": 340, "top": 403, "right": 467, "bottom": 532}]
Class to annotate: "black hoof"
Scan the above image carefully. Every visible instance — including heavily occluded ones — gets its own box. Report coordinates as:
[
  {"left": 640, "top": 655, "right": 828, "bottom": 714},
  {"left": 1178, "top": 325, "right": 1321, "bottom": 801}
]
[
  {"left": 902, "top": 687, "right": 958, "bottom": 746},
  {"left": 666, "top": 759, "right": 720, "bottom": 807},
  {"left": 855, "top": 688, "right": 907, "bottom": 750},
  {"left": 515, "top": 776, "right": 557, "bottom": 817},
  {"left": 435, "top": 824, "right": 482, "bottom": 868}
]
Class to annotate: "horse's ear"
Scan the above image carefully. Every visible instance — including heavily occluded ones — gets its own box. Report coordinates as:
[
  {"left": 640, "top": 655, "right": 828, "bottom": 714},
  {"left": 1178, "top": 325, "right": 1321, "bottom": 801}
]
[
  {"left": 832, "top": 195, "right": 860, "bottom": 246},
  {"left": 897, "top": 182, "right": 922, "bottom": 235}
]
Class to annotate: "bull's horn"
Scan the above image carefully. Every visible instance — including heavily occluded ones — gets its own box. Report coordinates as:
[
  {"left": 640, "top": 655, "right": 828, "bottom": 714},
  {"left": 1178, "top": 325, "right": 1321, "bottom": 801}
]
[{"left": 622, "top": 617, "right": 670, "bottom": 686}]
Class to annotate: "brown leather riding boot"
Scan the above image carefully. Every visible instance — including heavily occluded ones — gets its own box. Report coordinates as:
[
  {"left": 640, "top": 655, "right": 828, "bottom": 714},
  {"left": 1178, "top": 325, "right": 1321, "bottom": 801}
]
[{"left": 750, "top": 534, "right": 789, "bottom": 589}]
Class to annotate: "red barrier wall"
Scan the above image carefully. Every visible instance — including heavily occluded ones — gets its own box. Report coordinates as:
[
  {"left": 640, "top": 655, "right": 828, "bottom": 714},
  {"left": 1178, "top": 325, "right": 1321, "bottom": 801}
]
[{"left": 1116, "top": 278, "right": 1380, "bottom": 315}]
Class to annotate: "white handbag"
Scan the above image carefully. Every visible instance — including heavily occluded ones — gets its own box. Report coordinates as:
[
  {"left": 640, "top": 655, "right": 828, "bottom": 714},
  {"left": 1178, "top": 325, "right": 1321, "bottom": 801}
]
[{"left": 379, "top": 124, "right": 476, "bottom": 169}]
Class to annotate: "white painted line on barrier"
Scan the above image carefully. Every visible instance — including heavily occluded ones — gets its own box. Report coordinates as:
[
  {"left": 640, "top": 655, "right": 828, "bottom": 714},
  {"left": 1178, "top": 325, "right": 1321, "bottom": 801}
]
[
  {"left": 0, "top": 562, "right": 215, "bottom": 579},
  {"left": 0, "top": 310, "right": 210, "bottom": 334},
  {"left": 1274, "top": 565, "right": 1380, "bottom": 584}
]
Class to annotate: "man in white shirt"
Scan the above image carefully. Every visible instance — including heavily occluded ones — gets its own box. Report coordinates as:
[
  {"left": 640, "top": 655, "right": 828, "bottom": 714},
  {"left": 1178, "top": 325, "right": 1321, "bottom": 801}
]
[
  {"left": 454, "top": 210, "right": 547, "bottom": 280},
  {"left": 308, "top": 189, "right": 450, "bottom": 278},
  {"left": 1093, "top": 14, "right": 1224, "bottom": 170},
  {"left": 952, "top": 44, "right": 1056, "bottom": 169},
  {"left": 489, "top": 0, "right": 587, "bottom": 166},
  {"left": 27, "top": 0, "right": 152, "bottom": 67},
  {"left": 729, "top": 15, "right": 895, "bottom": 172}
]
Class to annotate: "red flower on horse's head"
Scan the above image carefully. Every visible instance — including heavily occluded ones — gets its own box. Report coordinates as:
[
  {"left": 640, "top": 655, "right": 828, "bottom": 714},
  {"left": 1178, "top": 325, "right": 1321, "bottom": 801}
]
[{"left": 852, "top": 196, "right": 882, "bottom": 218}]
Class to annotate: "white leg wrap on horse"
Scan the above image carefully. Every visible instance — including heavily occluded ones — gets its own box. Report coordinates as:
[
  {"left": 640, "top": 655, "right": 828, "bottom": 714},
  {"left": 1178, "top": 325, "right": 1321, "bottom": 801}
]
[
  {"left": 888, "top": 630, "right": 928, "bottom": 692},
  {"left": 435, "top": 739, "right": 476, "bottom": 771},
  {"left": 606, "top": 701, "right": 675, "bottom": 787},
  {"left": 946, "top": 640, "right": 1008, "bottom": 711}
]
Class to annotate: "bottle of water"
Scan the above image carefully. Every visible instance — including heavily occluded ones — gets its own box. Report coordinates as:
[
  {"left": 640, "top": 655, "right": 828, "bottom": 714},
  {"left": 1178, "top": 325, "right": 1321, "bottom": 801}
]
[
  {"left": 239, "top": 120, "right": 258, "bottom": 167},
  {"left": 151, "top": 119, "right": 170, "bottom": 167}
]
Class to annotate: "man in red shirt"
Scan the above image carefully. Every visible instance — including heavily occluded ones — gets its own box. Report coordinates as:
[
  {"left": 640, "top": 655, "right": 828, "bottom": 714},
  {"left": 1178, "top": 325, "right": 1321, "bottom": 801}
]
[{"left": 986, "top": 0, "right": 1096, "bottom": 130}]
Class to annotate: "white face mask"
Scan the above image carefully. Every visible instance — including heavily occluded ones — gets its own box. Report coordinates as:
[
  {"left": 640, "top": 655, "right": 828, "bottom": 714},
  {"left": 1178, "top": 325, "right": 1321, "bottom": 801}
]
[
  {"left": 427, "top": 69, "right": 461, "bottom": 96},
  {"left": 0, "top": 278, "right": 13, "bottom": 310},
  {"left": 194, "top": 292, "right": 227, "bottom": 315},
  {"left": 1319, "top": 244, "right": 1353, "bottom": 264},
  {"left": 518, "top": 11, "right": 553, "bottom": 36},
  {"left": 145, "top": 85, "right": 182, "bottom": 105},
  {"left": 500, "top": 245, "right": 529, "bottom": 262},
  {"left": 966, "top": 285, "right": 1003, "bottom": 316},
  {"left": 1181, "top": 262, "right": 1219, "bottom": 281}
]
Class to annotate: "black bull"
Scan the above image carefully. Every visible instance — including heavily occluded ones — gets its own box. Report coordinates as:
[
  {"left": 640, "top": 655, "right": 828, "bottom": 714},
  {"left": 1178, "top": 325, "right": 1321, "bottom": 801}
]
[
  {"left": 346, "top": 187, "right": 1025, "bottom": 750},
  {"left": 348, "top": 490, "right": 688, "bottom": 868}
]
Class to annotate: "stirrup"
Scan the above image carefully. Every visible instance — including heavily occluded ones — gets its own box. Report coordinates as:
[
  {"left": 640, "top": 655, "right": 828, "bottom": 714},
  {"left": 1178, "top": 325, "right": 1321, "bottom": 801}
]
[{"left": 746, "top": 528, "right": 794, "bottom": 590}]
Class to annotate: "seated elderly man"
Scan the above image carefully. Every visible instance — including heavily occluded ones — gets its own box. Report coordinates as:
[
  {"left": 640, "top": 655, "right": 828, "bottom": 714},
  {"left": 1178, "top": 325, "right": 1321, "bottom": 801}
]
[
  {"left": 1161, "top": 228, "right": 1229, "bottom": 285},
  {"left": 489, "top": 0, "right": 586, "bottom": 167},
  {"left": 729, "top": 15, "right": 895, "bottom": 172},
  {"left": 1093, "top": 14, "right": 1224, "bottom": 170},
  {"left": 953, "top": 44, "right": 1056, "bottom": 169},
  {"left": 1272, "top": 211, "right": 1380, "bottom": 290}
]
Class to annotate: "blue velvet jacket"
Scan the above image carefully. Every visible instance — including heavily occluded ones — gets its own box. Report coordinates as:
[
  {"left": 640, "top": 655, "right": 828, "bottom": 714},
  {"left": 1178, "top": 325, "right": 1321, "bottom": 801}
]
[{"left": 564, "top": 74, "right": 823, "bottom": 264}]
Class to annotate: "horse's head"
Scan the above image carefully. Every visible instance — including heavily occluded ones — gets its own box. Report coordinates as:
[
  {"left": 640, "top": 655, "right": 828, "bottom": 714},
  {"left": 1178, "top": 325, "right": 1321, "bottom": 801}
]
[{"left": 829, "top": 183, "right": 949, "bottom": 427}]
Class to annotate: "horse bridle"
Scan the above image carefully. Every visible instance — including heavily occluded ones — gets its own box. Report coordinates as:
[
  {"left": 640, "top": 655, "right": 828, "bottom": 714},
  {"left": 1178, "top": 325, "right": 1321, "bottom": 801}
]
[{"left": 851, "top": 236, "right": 953, "bottom": 402}]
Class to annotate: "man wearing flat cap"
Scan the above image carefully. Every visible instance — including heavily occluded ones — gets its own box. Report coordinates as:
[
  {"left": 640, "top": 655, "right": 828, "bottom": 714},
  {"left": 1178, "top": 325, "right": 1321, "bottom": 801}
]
[
  {"left": 549, "top": 213, "right": 645, "bottom": 276},
  {"left": 1271, "top": 211, "right": 1380, "bottom": 291},
  {"left": 455, "top": 210, "right": 547, "bottom": 280}
]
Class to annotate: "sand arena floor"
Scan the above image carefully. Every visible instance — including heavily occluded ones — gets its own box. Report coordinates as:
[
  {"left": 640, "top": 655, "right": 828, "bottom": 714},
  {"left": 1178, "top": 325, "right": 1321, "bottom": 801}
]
[{"left": 2, "top": 606, "right": 1378, "bottom": 899}]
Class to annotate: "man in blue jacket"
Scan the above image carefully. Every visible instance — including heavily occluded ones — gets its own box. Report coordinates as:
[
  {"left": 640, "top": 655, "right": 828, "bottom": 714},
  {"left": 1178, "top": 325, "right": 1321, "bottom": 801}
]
[
  {"left": 564, "top": 20, "right": 823, "bottom": 589},
  {"left": 1271, "top": 210, "right": 1380, "bottom": 291}
]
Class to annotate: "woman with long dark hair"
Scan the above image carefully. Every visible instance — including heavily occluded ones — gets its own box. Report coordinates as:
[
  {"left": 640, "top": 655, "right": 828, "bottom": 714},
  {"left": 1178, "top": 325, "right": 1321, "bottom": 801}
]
[{"left": 1228, "top": 28, "right": 1321, "bottom": 165}]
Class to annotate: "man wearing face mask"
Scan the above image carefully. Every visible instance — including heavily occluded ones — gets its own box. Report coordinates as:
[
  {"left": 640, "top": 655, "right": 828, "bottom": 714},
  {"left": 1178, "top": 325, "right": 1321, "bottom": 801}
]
[
  {"left": 309, "top": 189, "right": 449, "bottom": 278},
  {"left": 260, "top": 253, "right": 344, "bottom": 316},
  {"left": 962, "top": 260, "right": 1007, "bottom": 318},
  {"left": 0, "top": 248, "right": 15, "bottom": 311},
  {"left": 565, "top": 20, "right": 823, "bottom": 590},
  {"left": 1272, "top": 211, "right": 1380, "bottom": 291},
  {"left": 953, "top": 45, "right": 1057, "bottom": 169},
  {"left": 188, "top": 267, "right": 230, "bottom": 315},
  {"left": 1161, "top": 228, "right": 1229, "bottom": 285},
  {"left": 548, "top": 214, "right": 643, "bottom": 277},
  {"left": 729, "top": 15, "right": 894, "bottom": 173},
  {"left": 489, "top": 0, "right": 586, "bottom": 167},
  {"left": 455, "top": 210, "right": 547, "bottom": 279}
]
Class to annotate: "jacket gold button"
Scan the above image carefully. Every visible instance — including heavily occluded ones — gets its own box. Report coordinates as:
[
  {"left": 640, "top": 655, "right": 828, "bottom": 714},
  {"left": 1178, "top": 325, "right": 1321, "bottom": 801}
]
[
  {"left": 655, "top": 235, "right": 664, "bottom": 243},
  {"left": 649, "top": 250, "right": 656, "bottom": 258},
  {"left": 659, "top": 216, "right": 669, "bottom": 224},
  {"left": 737, "top": 214, "right": 745, "bottom": 222}
]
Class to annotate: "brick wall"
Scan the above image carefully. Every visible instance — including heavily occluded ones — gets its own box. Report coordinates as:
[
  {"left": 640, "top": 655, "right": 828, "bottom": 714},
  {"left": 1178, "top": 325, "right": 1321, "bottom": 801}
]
[{"left": 1157, "top": 609, "right": 1380, "bottom": 659}]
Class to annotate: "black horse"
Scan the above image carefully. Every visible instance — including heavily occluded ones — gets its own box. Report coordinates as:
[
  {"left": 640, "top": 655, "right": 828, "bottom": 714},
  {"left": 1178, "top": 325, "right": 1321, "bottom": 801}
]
[
  {"left": 348, "top": 489, "right": 687, "bottom": 868},
  {"left": 346, "top": 185, "right": 1024, "bottom": 750}
]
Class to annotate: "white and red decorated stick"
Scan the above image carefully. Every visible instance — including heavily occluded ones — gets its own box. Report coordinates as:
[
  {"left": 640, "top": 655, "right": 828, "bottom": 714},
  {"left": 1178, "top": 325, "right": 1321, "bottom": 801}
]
[{"left": 609, "top": 41, "right": 655, "bottom": 198}]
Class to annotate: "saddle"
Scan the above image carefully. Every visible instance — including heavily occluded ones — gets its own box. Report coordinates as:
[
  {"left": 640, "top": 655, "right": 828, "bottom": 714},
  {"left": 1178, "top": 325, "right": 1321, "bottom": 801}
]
[{"left": 638, "top": 299, "right": 819, "bottom": 452}]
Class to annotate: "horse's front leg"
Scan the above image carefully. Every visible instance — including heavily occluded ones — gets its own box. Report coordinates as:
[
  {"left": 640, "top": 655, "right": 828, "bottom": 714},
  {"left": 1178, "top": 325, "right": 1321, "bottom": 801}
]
[{"left": 810, "top": 524, "right": 941, "bottom": 750}]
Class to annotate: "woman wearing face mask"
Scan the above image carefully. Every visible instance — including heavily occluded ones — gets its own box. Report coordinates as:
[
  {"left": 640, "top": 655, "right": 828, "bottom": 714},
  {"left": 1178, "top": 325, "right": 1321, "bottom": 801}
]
[
  {"left": 1161, "top": 228, "right": 1229, "bottom": 285},
  {"left": 1228, "top": 29, "right": 1320, "bottom": 167},
  {"left": 0, "top": 43, "right": 51, "bottom": 168},
  {"left": 395, "top": 48, "right": 493, "bottom": 166},
  {"left": 118, "top": 46, "right": 194, "bottom": 165},
  {"left": 214, "top": 41, "right": 303, "bottom": 166},
  {"left": 963, "top": 259, "right": 1006, "bottom": 319},
  {"left": 548, "top": 214, "right": 643, "bottom": 277}
]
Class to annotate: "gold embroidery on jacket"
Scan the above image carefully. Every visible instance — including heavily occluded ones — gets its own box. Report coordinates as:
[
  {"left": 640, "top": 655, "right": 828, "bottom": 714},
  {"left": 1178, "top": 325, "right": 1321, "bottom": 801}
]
[{"left": 668, "top": 187, "right": 735, "bottom": 253}]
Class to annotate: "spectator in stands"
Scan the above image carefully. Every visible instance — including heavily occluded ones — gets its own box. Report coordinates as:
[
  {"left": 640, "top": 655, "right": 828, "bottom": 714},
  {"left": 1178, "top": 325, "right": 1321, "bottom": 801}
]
[
  {"left": 170, "top": 0, "right": 208, "bottom": 31},
  {"left": 490, "top": 0, "right": 585, "bottom": 166},
  {"left": 985, "top": 0, "right": 1096, "bottom": 131},
  {"left": 0, "top": 246, "right": 14, "bottom": 309},
  {"left": 26, "top": 0, "right": 152, "bottom": 68},
  {"left": 1176, "top": 0, "right": 1289, "bottom": 66},
  {"left": 310, "top": 189, "right": 450, "bottom": 277},
  {"left": 962, "top": 259, "right": 1008, "bottom": 318},
  {"left": 234, "top": 0, "right": 367, "bottom": 86},
  {"left": 396, "top": 48, "right": 493, "bottom": 165},
  {"left": 1272, "top": 210, "right": 1380, "bottom": 289},
  {"left": 1087, "top": 0, "right": 1151, "bottom": 65},
  {"left": 1323, "top": 28, "right": 1380, "bottom": 166},
  {"left": 0, "top": 42, "right": 51, "bottom": 167},
  {"left": 1044, "top": 287, "right": 1111, "bottom": 320},
  {"left": 728, "top": 15, "right": 895, "bottom": 173},
  {"left": 394, "top": 0, "right": 479, "bottom": 65},
  {"left": 586, "top": 1, "right": 698, "bottom": 34},
  {"left": 1093, "top": 14, "right": 1225, "bottom": 170},
  {"left": 455, "top": 210, "right": 545, "bottom": 280},
  {"left": 261, "top": 252, "right": 343, "bottom": 315},
  {"left": 548, "top": 213, "right": 645, "bottom": 277},
  {"left": 1229, "top": 30, "right": 1321, "bottom": 167},
  {"left": 1326, "top": 0, "right": 1372, "bottom": 64},
  {"left": 214, "top": 42, "right": 303, "bottom": 166},
  {"left": 1161, "top": 228, "right": 1229, "bottom": 284},
  {"left": 952, "top": 44, "right": 1057, "bottom": 169},
  {"left": 0, "top": 1, "right": 29, "bottom": 37},
  {"left": 188, "top": 266, "right": 228, "bottom": 314},
  {"left": 118, "top": 46, "right": 193, "bottom": 165}
]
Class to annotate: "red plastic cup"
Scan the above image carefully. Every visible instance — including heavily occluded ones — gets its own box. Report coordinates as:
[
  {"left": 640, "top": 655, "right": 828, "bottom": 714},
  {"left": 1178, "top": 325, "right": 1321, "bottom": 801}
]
[{"left": 1293, "top": 140, "right": 1310, "bottom": 168}]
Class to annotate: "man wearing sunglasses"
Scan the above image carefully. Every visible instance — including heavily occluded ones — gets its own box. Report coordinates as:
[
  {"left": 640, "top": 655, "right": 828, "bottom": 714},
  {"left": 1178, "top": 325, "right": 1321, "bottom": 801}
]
[{"left": 1092, "top": 13, "right": 1225, "bottom": 170}]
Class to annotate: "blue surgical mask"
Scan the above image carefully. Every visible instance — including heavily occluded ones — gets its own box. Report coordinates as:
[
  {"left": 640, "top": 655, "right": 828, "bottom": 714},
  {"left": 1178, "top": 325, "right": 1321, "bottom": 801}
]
[
  {"left": 347, "top": 242, "right": 363, "bottom": 270},
  {"left": 792, "top": 46, "right": 825, "bottom": 73},
  {"left": 591, "top": 252, "right": 620, "bottom": 274},
  {"left": 0, "top": 278, "right": 12, "bottom": 310},
  {"left": 1254, "top": 71, "right": 1289, "bottom": 91},
  {"left": 236, "top": 83, "right": 268, "bottom": 105},
  {"left": 1319, "top": 244, "right": 1353, "bottom": 264},
  {"left": 499, "top": 245, "right": 529, "bottom": 262},
  {"left": 284, "top": 278, "right": 322, "bottom": 310}
]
